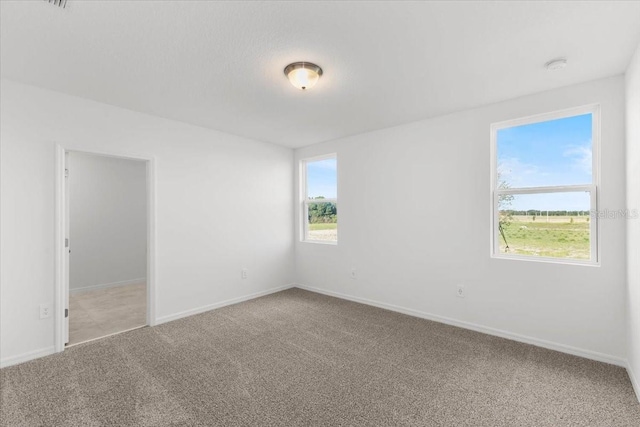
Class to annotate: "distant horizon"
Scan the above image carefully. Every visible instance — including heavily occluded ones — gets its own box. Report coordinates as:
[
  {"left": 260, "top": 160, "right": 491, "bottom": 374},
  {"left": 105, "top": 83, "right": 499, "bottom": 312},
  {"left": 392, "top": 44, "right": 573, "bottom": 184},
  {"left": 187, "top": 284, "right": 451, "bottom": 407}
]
[{"left": 501, "top": 209, "right": 590, "bottom": 214}]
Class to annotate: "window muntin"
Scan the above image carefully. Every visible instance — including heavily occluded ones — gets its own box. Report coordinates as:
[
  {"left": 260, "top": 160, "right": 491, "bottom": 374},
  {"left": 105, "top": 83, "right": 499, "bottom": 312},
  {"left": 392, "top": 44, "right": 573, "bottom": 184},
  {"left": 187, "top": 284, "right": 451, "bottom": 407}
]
[
  {"left": 492, "top": 106, "right": 599, "bottom": 264},
  {"left": 302, "top": 155, "right": 337, "bottom": 243}
]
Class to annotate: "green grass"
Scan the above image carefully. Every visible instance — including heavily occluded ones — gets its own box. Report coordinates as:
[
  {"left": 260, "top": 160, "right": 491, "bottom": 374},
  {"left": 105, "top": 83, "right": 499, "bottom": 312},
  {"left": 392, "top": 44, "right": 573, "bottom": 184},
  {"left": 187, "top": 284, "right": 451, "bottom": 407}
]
[
  {"left": 309, "top": 216, "right": 590, "bottom": 259},
  {"left": 499, "top": 216, "right": 590, "bottom": 259},
  {"left": 309, "top": 223, "right": 337, "bottom": 231}
]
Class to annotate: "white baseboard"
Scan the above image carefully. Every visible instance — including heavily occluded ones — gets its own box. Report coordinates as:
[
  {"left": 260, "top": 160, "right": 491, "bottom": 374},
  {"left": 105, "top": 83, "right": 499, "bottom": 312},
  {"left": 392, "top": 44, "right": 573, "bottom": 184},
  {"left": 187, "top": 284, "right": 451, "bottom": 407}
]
[
  {"left": 1, "top": 285, "right": 294, "bottom": 369},
  {"left": 0, "top": 346, "right": 56, "bottom": 369},
  {"left": 70, "top": 277, "right": 146, "bottom": 295},
  {"left": 66, "top": 325, "right": 147, "bottom": 348},
  {"left": 627, "top": 363, "right": 640, "bottom": 403},
  {"left": 294, "top": 284, "right": 627, "bottom": 368},
  {"left": 4, "top": 283, "right": 633, "bottom": 399},
  {"left": 155, "top": 284, "right": 295, "bottom": 325}
]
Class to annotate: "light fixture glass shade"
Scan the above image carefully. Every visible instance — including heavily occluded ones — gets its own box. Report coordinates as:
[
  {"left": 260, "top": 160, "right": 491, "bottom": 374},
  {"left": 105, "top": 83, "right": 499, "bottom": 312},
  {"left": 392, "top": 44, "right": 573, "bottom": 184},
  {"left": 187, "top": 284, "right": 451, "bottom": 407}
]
[
  {"left": 545, "top": 57, "right": 567, "bottom": 70},
  {"left": 284, "top": 62, "right": 323, "bottom": 90}
]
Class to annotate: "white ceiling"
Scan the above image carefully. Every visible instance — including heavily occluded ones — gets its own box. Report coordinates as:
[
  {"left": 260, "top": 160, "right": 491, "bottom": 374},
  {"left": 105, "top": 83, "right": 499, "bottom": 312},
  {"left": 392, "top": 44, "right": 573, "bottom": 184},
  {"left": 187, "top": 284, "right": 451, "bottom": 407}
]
[{"left": 2, "top": 1, "right": 640, "bottom": 148}]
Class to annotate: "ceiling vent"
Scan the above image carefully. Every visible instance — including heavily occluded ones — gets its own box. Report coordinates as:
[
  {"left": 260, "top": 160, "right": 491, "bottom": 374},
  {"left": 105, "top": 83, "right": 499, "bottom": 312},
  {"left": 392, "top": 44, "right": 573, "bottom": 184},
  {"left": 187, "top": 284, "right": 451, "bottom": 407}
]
[{"left": 44, "top": 0, "right": 68, "bottom": 8}]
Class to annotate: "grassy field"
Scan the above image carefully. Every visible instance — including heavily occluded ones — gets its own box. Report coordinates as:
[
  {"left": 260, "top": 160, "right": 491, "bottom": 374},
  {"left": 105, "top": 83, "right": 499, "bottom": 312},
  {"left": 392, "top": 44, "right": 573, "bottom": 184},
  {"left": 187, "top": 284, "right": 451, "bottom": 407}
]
[
  {"left": 307, "top": 218, "right": 590, "bottom": 259},
  {"left": 309, "top": 223, "right": 337, "bottom": 231},
  {"left": 499, "top": 215, "right": 590, "bottom": 259},
  {"left": 308, "top": 222, "right": 338, "bottom": 242}
]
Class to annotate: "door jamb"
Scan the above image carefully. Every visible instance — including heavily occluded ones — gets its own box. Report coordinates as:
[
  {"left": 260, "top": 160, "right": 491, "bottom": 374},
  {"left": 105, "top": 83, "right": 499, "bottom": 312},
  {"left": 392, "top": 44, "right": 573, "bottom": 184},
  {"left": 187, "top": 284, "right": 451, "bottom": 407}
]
[{"left": 54, "top": 144, "right": 157, "bottom": 352}]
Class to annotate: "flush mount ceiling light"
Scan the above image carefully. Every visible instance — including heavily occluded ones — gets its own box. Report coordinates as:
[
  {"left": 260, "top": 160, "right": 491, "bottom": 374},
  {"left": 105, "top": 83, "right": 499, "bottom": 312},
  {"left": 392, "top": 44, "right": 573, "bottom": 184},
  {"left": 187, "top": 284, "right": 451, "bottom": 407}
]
[
  {"left": 284, "top": 62, "right": 323, "bottom": 90},
  {"left": 545, "top": 57, "right": 567, "bottom": 70}
]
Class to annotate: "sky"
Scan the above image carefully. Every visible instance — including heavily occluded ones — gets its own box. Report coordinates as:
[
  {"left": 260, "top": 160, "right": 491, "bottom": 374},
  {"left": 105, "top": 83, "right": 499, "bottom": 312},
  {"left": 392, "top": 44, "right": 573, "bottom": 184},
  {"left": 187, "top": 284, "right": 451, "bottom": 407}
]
[
  {"left": 307, "top": 158, "right": 337, "bottom": 199},
  {"left": 497, "top": 113, "right": 592, "bottom": 211}
]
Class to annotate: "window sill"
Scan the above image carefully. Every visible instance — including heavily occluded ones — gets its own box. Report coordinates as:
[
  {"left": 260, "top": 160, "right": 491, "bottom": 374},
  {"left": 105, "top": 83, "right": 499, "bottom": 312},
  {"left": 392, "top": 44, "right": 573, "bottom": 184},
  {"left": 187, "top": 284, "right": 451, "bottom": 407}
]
[
  {"left": 301, "top": 240, "right": 337, "bottom": 246},
  {"left": 491, "top": 253, "right": 600, "bottom": 267}
]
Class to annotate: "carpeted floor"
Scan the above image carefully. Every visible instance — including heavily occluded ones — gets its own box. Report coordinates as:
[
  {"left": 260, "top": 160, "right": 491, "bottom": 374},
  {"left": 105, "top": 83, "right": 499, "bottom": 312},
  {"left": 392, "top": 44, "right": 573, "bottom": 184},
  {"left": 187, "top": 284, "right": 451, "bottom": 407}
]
[
  {"left": 69, "top": 282, "right": 146, "bottom": 345},
  {"left": 1, "top": 288, "right": 639, "bottom": 426}
]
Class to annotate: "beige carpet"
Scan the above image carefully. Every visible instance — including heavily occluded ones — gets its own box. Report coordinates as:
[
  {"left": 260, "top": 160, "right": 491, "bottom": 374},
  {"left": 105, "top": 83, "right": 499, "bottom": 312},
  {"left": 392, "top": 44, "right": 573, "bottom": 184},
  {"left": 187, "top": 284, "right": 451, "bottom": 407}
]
[
  {"left": 69, "top": 282, "right": 146, "bottom": 345},
  {"left": 1, "top": 288, "right": 639, "bottom": 426}
]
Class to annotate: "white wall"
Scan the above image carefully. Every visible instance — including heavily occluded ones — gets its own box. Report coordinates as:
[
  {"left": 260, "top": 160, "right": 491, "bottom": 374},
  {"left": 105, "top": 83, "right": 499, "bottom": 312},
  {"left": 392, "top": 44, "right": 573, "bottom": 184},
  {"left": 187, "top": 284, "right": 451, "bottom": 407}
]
[
  {"left": 0, "top": 79, "right": 294, "bottom": 365},
  {"left": 295, "top": 76, "right": 628, "bottom": 364},
  {"left": 68, "top": 152, "right": 147, "bottom": 291},
  {"left": 0, "top": 74, "right": 631, "bottom": 370},
  {"left": 626, "top": 42, "right": 640, "bottom": 398}
]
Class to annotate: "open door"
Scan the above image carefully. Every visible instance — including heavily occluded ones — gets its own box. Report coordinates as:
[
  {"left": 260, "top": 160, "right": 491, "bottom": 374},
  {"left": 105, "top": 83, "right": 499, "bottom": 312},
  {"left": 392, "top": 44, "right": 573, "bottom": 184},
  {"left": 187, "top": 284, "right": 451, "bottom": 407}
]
[
  {"left": 64, "top": 151, "right": 70, "bottom": 345},
  {"left": 55, "top": 146, "right": 154, "bottom": 352}
]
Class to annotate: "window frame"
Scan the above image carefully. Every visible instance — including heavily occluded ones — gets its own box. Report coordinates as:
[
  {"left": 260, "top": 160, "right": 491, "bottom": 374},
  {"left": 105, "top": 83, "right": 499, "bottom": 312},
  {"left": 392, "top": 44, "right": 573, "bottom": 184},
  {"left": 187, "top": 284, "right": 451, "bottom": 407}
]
[
  {"left": 300, "top": 153, "right": 338, "bottom": 245},
  {"left": 490, "top": 104, "right": 600, "bottom": 266}
]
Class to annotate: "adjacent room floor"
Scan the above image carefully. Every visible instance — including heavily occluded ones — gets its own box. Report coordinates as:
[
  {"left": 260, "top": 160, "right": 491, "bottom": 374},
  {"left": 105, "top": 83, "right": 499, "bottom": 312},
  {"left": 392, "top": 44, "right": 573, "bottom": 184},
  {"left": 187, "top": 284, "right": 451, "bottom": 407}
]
[
  {"left": 68, "top": 282, "right": 146, "bottom": 345},
  {"left": 2, "top": 288, "right": 639, "bottom": 426}
]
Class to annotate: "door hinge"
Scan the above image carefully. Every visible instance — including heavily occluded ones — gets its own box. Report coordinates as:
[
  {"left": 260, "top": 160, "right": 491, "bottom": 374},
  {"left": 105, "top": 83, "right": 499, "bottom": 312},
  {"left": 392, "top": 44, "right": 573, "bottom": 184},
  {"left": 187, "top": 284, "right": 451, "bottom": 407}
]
[
  {"left": 65, "top": 238, "right": 69, "bottom": 248},
  {"left": 65, "top": 308, "right": 68, "bottom": 318},
  {"left": 65, "top": 168, "right": 69, "bottom": 178}
]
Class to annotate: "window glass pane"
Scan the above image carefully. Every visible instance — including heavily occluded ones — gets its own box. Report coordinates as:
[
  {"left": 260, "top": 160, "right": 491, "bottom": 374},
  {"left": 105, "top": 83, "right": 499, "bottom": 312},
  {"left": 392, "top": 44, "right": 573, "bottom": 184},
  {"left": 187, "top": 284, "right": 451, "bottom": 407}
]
[
  {"left": 497, "top": 114, "right": 592, "bottom": 188},
  {"left": 306, "top": 158, "right": 337, "bottom": 199},
  {"left": 498, "top": 192, "right": 591, "bottom": 259},
  {"left": 307, "top": 202, "right": 337, "bottom": 242}
]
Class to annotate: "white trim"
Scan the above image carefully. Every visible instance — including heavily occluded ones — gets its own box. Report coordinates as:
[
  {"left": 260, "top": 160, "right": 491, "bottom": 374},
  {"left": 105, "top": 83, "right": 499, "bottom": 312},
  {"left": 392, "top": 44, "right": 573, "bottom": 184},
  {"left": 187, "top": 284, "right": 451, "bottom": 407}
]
[
  {"left": 627, "top": 363, "right": 640, "bottom": 403},
  {"left": 0, "top": 346, "right": 56, "bottom": 369},
  {"left": 155, "top": 284, "right": 295, "bottom": 325},
  {"left": 490, "top": 103, "right": 600, "bottom": 132},
  {"left": 4, "top": 285, "right": 634, "bottom": 395},
  {"left": 69, "top": 278, "right": 146, "bottom": 295},
  {"left": 2, "top": 285, "right": 293, "bottom": 367},
  {"left": 65, "top": 325, "right": 147, "bottom": 348},
  {"left": 490, "top": 253, "right": 601, "bottom": 267},
  {"left": 55, "top": 145, "right": 157, "bottom": 353},
  {"left": 294, "top": 284, "right": 626, "bottom": 368},
  {"left": 146, "top": 158, "right": 158, "bottom": 327},
  {"left": 490, "top": 104, "right": 600, "bottom": 266},
  {"left": 495, "top": 184, "right": 593, "bottom": 196},
  {"left": 298, "top": 159, "right": 306, "bottom": 241},
  {"left": 55, "top": 145, "right": 66, "bottom": 352},
  {"left": 300, "top": 153, "right": 338, "bottom": 164},
  {"left": 302, "top": 240, "right": 338, "bottom": 246}
]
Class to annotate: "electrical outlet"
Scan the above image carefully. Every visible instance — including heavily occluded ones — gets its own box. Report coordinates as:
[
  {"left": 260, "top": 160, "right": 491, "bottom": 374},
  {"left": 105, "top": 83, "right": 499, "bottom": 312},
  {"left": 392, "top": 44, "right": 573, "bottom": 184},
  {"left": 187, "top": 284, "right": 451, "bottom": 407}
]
[
  {"left": 241, "top": 268, "right": 248, "bottom": 279},
  {"left": 40, "top": 303, "right": 52, "bottom": 319},
  {"left": 350, "top": 268, "right": 357, "bottom": 280},
  {"left": 456, "top": 285, "right": 465, "bottom": 298}
]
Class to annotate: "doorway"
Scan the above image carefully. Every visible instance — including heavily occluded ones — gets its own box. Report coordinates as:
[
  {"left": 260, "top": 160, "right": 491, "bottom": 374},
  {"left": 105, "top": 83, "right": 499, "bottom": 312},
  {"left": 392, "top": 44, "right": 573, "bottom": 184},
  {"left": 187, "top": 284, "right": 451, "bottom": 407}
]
[{"left": 60, "top": 150, "right": 151, "bottom": 346}]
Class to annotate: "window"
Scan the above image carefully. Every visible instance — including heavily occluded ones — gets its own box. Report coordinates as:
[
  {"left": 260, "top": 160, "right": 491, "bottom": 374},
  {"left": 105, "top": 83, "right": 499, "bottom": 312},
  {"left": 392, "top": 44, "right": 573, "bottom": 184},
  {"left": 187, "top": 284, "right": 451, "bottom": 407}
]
[
  {"left": 491, "top": 105, "right": 599, "bottom": 264},
  {"left": 301, "top": 155, "right": 337, "bottom": 243}
]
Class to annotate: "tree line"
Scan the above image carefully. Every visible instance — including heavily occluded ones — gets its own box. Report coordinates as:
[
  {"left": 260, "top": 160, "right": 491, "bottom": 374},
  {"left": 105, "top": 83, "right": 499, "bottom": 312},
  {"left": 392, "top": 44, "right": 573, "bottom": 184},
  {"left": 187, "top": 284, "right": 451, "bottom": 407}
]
[
  {"left": 502, "top": 210, "right": 590, "bottom": 216},
  {"left": 308, "top": 197, "right": 337, "bottom": 223}
]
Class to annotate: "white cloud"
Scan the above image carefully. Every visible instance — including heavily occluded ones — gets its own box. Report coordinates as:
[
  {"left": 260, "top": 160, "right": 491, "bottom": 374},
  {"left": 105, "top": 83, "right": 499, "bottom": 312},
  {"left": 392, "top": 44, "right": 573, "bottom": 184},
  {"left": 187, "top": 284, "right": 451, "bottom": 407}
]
[
  {"left": 563, "top": 143, "right": 592, "bottom": 174},
  {"left": 497, "top": 157, "right": 541, "bottom": 186}
]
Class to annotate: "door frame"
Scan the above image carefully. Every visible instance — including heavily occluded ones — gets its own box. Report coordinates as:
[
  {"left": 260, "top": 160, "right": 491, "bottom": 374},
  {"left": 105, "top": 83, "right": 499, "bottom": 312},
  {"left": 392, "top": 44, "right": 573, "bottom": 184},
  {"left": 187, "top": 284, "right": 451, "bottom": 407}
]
[{"left": 54, "top": 144, "right": 157, "bottom": 352}]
